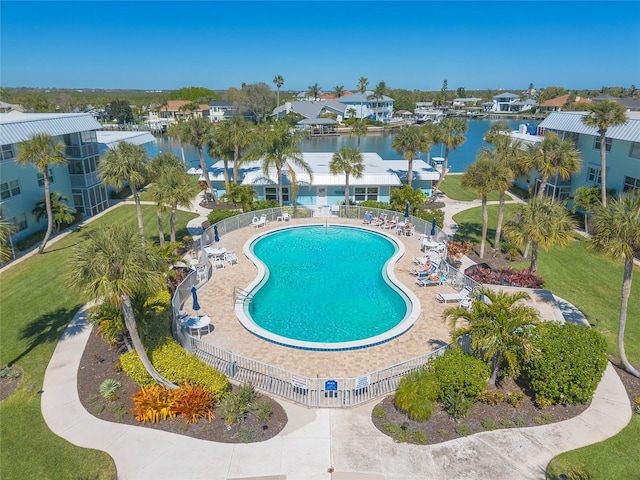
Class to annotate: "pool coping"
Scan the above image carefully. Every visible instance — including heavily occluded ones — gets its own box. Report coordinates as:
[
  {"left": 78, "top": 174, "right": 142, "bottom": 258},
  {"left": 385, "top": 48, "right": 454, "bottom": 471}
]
[{"left": 236, "top": 223, "right": 421, "bottom": 351}]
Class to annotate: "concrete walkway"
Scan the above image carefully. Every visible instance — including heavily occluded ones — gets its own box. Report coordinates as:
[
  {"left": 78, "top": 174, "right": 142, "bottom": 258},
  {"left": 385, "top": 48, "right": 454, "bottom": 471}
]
[
  {"left": 42, "top": 305, "right": 632, "bottom": 480},
  {"left": 41, "top": 192, "right": 634, "bottom": 480}
]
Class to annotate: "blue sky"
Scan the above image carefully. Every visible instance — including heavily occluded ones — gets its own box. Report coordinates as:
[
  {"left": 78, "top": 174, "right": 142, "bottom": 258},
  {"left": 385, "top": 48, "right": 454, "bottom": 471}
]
[{"left": 2, "top": 1, "right": 639, "bottom": 92}]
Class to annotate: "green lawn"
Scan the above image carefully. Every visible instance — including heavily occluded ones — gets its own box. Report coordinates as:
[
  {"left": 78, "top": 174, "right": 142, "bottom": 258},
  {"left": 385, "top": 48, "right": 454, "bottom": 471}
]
[
  {"left": 453, "top": 204, "right": 640, "bottom": 479},
  {"left": 0, "top": 205, "right": 198, "bottom": 480},
  {"left": 439, "top": 174, "right": 509, "bottom": 202}
]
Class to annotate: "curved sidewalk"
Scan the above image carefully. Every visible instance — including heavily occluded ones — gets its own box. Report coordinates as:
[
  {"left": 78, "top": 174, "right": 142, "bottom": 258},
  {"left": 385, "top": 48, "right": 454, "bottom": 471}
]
[{"left": 42, "top": 305, "right": 631, "bottom": 480}]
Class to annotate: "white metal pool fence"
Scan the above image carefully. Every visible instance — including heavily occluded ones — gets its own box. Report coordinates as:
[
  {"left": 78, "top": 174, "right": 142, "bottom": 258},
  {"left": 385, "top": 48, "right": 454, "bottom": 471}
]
[{"left": 171, "top": 207, "right": 479, "bottom": 408}]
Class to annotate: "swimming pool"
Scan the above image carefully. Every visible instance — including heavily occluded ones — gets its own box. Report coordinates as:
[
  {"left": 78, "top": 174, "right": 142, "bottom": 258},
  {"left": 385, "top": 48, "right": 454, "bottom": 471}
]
[{"left": 236, "top": 224, "right": 420, "bottom": 350}]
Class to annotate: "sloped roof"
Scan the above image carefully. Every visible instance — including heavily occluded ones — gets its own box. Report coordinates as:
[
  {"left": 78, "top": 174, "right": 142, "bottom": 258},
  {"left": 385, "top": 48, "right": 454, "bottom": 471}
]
[
  {"left": 493, "top": 92, "right": 520, "bottom": 99},
  {"left": 339, "top": 91, "right": 394, "bottom": 103},
  {"left": 539, "top": 112, "right": 640, "bottom": 142},
  {"left": 96, "top": 131, "right": 155, "bottom": 153},
  {"left": 223, "top": 152, "right": 437, "bottom": 187},
  {"left": 0, "top": 113, "right": 101, "bottom": 145}
]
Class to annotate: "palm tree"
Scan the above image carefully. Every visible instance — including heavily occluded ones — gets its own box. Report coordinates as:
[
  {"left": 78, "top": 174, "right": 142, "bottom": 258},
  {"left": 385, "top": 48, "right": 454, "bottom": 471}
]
[
  {"left": 166, "top": 120, "right": 187, "bottom": 165},
  {"left": 32, "top": 191, "right": 76, "bottom": 234},
  {"left": 330, "top": 147, "right": 364, "bottom": 206},
  {"left": 372, "top": 81, "right": 387, "bottom": 121},
  {"left": 443, "top": 287, "right": 540, "bottom": 385},
  {"left": 334, "top": 86, "right": 344, "bottom": 98},
  {"left": 15, "top": 133, "right": 67, "bottom": 254},
  {"left": 350, "top": 119, "right": 368, "bottom": 150},
  {"left": 0, "top": 210, "right": 16, "bottom": 264},
  {"left": 582, "top": 100, "right": 628, "bottom": 206},
  {"left": 572, "top": 185, "right": 603, "bottom": 233},
  {"left": 248, "top": 120, "right": 312, "bottom": 208},
  {"left": 392, "top": 125, "right": 423, "bottom": 187},
  {"left": 505, "top": 197, "right": 576, "bottom": 272},
  {"left": 209, "top": 116, "right": 256, "bottom": 190},
  {"left": 67, "top": 224, "right": 177, "bottom": 389},
  {"left": 154, "top": 167, "right": 196, "bottom": 244},
  {"left": 483, "top": 129, "right": 521, "bottom": 247},
  {"left": 432, "top": 117, "right": 467, "bottom": 195},
  {"left": 521, "top": 133, "right": 581, "bottom": 199},
  {"left": 460, "top": 155, "right": 501, "bottom": 259},
  {"left": 307, "top": 83, "right": 322, "bottom": 101},
  {"left": 99, "top": 141, "right": 149, "bottom": 241},
  {"left": 181, "top": 117, "right": 215, "bottom": 201},
  {"left": 357, "top": 77, "right": 369, "bottom": 118},
  {"left": 273, "top": 74, "right": 284, "bottom": 106},
  {"left": 590, "top": 194, "right": 640, "bottom": 378},
  {"left": 148, "top": 152, "right": 183, "bottom": 246}
]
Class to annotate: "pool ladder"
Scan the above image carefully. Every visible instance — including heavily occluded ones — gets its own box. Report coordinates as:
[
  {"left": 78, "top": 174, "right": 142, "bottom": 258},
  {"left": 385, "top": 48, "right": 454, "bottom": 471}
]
[{"left": 233, "top": 287, "right": 254, "bottom": 307}]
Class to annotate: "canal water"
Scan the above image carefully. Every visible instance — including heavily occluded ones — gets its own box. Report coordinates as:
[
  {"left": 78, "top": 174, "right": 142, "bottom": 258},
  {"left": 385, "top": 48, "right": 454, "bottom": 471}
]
[{"left": 145, "top": 119, "right": 538, "bottom": 174}]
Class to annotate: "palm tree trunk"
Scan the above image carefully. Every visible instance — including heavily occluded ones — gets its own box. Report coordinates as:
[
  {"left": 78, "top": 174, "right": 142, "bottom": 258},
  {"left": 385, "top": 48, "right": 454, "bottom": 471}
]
[
  {"left": 345, "top": 174, "right": 350, "bottom": 206},
  {"left": 170, "top": 207, "right": 177, "bottom": 243},
  {"left": 494, "top": 192, "right": 506, "bottom": 248},
  {"left": 277, "top": 165, "right": 284, "bottom": 208},
  {"left": 489, "top": 354, "right": 500, "bottom": 385},
  {"left": 480, "top": 196, "right": 488, "bottom": 259},
  {"left": 121, "top": 294, "right": 177, "bottom": 389},
  {"left": 180, "top": 143, "right": 185, "bottom": 166},
  {"left": 156, "top": 206, "right": 165, "bottom": 247},
  {"left": 39, "top": 176, "right": 54, "bottom": 254},
  {"left": 537, "top": 176, "right": 548, "bottom": 198},
  {"left": 599, "top": 133, "right": 608, "bottom": 207},
  {"left": 222, "top": 159, "right": 231, "bottom": 192},
  {"left": 529, "top": 243, "right": 539, "bottom": 272},
  {"left": 198, "top": 147, "right": 215, "bottom": 202},
  {"left": 233, "top": 145, "right": 240, "bottom": 183},
  {"left": 407, "top": 157, "right": 414, "bottom": 188},
  {"left": 619, "top": 256, "right": 640, "bottom": 377},
  {"left": 130, "top": 184, "right": 145, "bottom": 242}
]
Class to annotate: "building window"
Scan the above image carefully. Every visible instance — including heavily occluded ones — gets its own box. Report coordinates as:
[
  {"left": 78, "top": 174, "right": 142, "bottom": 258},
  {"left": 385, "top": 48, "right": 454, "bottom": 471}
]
[
  {"left": 594, "top": 137, "right": 612, "bottom": 152},
  {"left": 1, "top": 179, "right": 21, "bottom": 199},
  {"left": 354, "top": 187, "right": 378, "bottom": 202},
  {"left": 69, "top": 160, "right": 84, "bottom": 174},
  {"left": 265, "top": 187, "right": 277, "bottom": 201},
  {"left": 37, "top": 169, "right": 54, "bottom": 187},
  {"left": 623, "top": 176, "right": 640, "bottom": 193},
  {"left": 563, "top": 131, "right": 579, "bottom": 144},
  {"left": 7, "top": 213, "right": 27, "bottom": 232},
  {"left": 586, "top": 167, "right": 601, "bottom": 184},
  {"left": 1, "top": 144, "right": 14, "bottom": 161},
  {"left": 630, "top": 142, "right": 640, "bottom": 159}
]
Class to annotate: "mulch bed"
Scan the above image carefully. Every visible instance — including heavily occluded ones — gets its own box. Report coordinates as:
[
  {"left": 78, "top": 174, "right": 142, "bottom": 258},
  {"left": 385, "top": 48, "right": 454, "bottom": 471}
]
[
  {"left": 372, "top": 360, "right": 640, "bottom": 445},
  {"left": 0, "top": 366, "right": 24, "bottom": 403},
  {"left": 76, "top": 327, "right": 287, "bottom": 443}
]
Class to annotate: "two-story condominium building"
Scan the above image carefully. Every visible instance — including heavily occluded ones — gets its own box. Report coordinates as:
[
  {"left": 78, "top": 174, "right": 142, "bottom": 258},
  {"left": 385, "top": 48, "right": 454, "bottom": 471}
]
[
  {"left": 511, "top": 111, "right": 640, "bottom": 200},
  {"left": 0, "top": 113, "right": 155, "bottom": 243}
]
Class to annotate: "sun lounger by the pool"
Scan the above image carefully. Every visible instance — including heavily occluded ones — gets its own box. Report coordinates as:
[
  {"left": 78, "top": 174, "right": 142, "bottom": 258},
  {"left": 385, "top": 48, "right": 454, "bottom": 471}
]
[
  {"left": 436, "top": 285, "right": 473, "bottom": 303},
  {"left": 417, "top": 273, "right": 447, "bottom": 287}
]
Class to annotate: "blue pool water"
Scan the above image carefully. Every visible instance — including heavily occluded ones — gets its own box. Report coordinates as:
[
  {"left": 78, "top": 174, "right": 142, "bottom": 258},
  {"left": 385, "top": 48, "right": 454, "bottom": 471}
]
[{"left": 247, "top": 226, "right": 409, "bottom": 344}]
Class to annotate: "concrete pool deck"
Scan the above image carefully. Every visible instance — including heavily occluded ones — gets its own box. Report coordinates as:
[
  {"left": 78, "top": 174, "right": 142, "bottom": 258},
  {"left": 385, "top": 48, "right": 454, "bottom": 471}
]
[{"left": 39, "top": 193, "right": 632, "bottom": 479}]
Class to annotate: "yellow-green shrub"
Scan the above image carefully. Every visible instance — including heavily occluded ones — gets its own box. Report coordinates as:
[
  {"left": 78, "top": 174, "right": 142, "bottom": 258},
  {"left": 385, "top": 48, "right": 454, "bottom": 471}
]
[{"left": 120, "top": 335, "right": 229, "bottom": 398}]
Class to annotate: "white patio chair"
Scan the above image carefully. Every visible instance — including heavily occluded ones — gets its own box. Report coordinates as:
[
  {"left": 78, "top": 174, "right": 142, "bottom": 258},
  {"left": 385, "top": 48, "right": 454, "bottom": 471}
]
[
  {"left": 436, "top": 285, "right": 473, "bottom": 303},
  {"left": 225, "top": 251, "right": 238, "bottom": 266}
]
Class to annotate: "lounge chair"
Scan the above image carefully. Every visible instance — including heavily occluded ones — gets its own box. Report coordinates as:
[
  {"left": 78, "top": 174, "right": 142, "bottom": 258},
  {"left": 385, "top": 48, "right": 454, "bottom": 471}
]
[
  {"left": 250, "top": 216, "right": 260, "bottom": 228},
  {"left": 282, "top": 212, "right": 290, "bottom": 222},
  {"left": 436, "top": 285, "right": 473, "bottom": 303},
  {"left": 459, "top": 296, "right": 474, "bottom": 310},
  {"left": 417, "top": 273, "right": 447, "bottom": 287}
]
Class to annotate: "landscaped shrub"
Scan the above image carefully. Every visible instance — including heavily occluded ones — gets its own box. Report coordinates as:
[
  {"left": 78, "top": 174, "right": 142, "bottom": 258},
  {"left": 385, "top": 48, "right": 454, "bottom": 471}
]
[
  {"left": 207, "top": 209, "right": 241, "bottom": 225},
  {"left": 522, "top": 323, "right": 607, "bottom": 407},
  {"left": 394, "top": 369, "right": 438, "bottom": 421},
  {"left": 120, "top": 335, "right": 229, "bottom": 398},
  {"left": 131, "top": 382, "right": 215, "bottom": 424},
  {"left": 441, "top": 391, "right": 476, "bottom": 419},
  {"left": 99, "top": 379, "right": 121, "bottom": 401},
  {"left": 466, "top": 266, "right": 544, "bottom": 289},
  {"left": 432, "top": 348, "right": 490, "bottom": 401}
]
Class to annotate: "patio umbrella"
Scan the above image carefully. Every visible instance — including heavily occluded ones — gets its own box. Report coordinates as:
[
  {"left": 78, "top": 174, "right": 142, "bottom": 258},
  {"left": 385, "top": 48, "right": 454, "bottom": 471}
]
[
  {"left": 404, "top": 202, "right": 410, "bottom": 220},
  {"left": 191, "top": 286, "right": 200, "bottom": 313},
  {"left": 430, "top": 218, "right": 437, "bottom": 236},
  {"left": 214, "top": 224, "right": 220, "bottom": 243}
]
